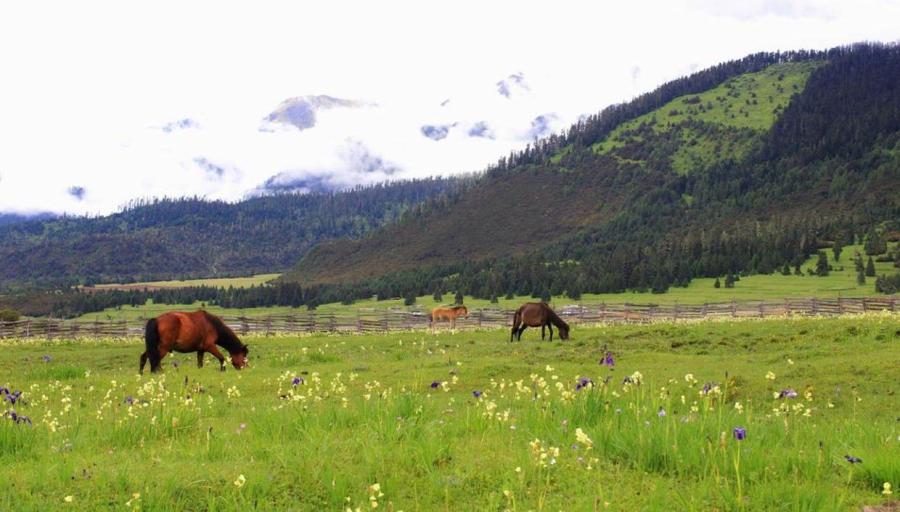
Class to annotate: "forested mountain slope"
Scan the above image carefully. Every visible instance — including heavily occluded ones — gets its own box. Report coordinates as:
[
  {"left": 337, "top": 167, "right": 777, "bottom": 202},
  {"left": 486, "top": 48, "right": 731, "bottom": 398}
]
[
  {"left": 283, "top": 44, "right": 900, "bottom": 301},
  {"left": 0, "top": 177, "right": 471, "bottom": 289}
]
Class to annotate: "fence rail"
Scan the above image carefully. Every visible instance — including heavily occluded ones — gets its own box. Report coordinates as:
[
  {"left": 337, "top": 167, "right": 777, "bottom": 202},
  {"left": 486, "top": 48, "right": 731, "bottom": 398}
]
[{"left": 0, "top": 296, "right": 895, "bottom": 339}]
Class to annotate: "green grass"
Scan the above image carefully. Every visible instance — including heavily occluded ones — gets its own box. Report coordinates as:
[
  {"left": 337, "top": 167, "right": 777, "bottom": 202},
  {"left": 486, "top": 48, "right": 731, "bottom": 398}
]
[
  {"left": 1, "top": 316, "right": 898, "bottom": 510},
  {"left": 74, "top": 244, "right": 896, "bottom": 321},
  {"left": 89, "top": 273, "right": 281, "bottom": 290},
  {"left": 590, "top": 61, "right": 822, "bottom": 174}
]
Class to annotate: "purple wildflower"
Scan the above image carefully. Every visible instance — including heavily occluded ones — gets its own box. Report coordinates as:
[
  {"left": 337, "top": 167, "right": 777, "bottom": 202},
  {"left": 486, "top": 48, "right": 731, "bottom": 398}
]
[
  {"left": 5, "top": 390, "right": 21, "bottom": 405},
  {"left": 733, "top": 427, "right": 746, "bottom": 441},
  {"left": 41, "top": 355, "right": 52, "bottom": 363},
  {"left": 701, "top": 382, "right": 713, "bottom": 395},
  {"left": 575, "top": 377, "right": 593, "bottom": 391},
  {"left": 778, "top": 388, "right": 798, "bottom": 399},
  {"left": 844, "top": 455, "right": 863, "bottom": 464},
  {"left": 124, "top": 396, "right": 134, "bottom": 405},
  {"left": 291, "top": 377, "right": 304, "bottom": 387},
  {"left": 6, "top": 410, "right": 31, "bottom": 426},
  {"left": 600, "top": 351, "right": 615, "bottom": 367},
  {"left": 622, "top": 376, "right": 634, "bottom": 385},
  {"left": 472, "top": 390, "right": 482, "bottom": 398},
  {"left": 658, "top": 407, "right": 666, "bottom": 417},
  {"left": 430, "top": 381, "right": 441, "bottom": 389}
]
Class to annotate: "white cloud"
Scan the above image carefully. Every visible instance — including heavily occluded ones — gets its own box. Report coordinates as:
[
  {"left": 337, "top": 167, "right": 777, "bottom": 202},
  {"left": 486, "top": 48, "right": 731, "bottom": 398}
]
[{"left": 0, "top": 0, "right": 898, "bottom": 214}]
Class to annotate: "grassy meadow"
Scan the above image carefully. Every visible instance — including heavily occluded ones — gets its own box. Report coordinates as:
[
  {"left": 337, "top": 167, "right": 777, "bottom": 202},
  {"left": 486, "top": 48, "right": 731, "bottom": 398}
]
[
  {"left": 88, "top": 274, "right": 281, "bottom": 291},
  {"left": 1, "top": 315, "right": 898, "bottom": 510},
  {"left": 74, "top": 244, "right": 897, "bottom": 322}
]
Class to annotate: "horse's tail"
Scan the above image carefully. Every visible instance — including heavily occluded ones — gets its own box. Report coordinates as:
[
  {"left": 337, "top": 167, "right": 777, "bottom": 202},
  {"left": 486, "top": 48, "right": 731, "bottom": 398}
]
[
  {"left": 145, "top": 318, "right": 161, "bottom": 372},
  {"left": 510, "top": 308, "right": 521, "bottom": 342}
]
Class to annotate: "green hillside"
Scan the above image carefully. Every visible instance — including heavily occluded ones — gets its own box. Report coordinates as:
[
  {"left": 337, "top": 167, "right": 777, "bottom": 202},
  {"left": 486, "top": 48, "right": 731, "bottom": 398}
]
[
  {"left": 591, "top": 61, "right": 821, "bottom": 174},
  {"left": 283, "top": 44, "right": 900, "bottom": 306}
]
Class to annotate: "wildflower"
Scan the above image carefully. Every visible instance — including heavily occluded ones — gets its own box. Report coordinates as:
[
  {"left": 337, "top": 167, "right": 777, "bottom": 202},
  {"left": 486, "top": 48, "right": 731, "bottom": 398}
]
[
  {"left": 600, "top": 351, "right": 615, "bottom": 367},
  {"left": 734, "top": 401, "right": 744, "bottom": 414},
  {"left": 234, "top": 474, "right": 246, "bottom": 487},
  {"left": 684, "top": 373, "right": 697, "bottom": 385},
  {"left": 575, "top": 428, "right": 593, "bottom": 448},
  {"left": 884, "top": 482, "right": 893, "bottom": 496},
  {"left": 778, "top": 388, "right": 798, "bottom": 399},
  {"left": 42, "top": 355, "right": 52, "bottom": 362},
  {"left": 4, "top": 390, "right": 21, "bottom": 405},
  {"left": 124, "top": 396, "right": 134, "bottom": 405},
  {"left": 472, "top": 390, "right": 482, "bottom": 398},
  {"left": 7, "top": 410, "right": 32, "bottom": 426},
  {"left": 765, "top": 371, "right": 776, "bottom": 380},
  {"left": 787, "top": 358, "right": 794, "bottom": 365},
  {"left": 430, "top": 381, "right": 441, "bottom": 389},
  {"left": 291, "top": 377, "right": 304, "bottom": 387},
  {"left": 844, "top": 455, "right": 862, "bottom": 464},
  {"left": 732, "top": 427, "right": 746, "bottom": 441},
  {"left": 64, "top": 495, "right": 74, "bottom": 503},
  {"left": 658, "top": 407, "right": 666, "bottom": 418},
  {"left": 575, "top": 377, "right": 593, "bottom": 391}
]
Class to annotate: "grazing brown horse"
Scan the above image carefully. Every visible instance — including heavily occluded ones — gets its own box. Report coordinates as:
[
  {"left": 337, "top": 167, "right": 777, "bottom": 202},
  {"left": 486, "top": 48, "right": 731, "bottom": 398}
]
[
  {"left": 140, "top": 310, "right": 249, "bottom": 374},
  {"left": 429, "top": 305, "right": 469, "bottom": 330},
  {"left": 510, "top": 302, "right": 570, "bottom": 342}
]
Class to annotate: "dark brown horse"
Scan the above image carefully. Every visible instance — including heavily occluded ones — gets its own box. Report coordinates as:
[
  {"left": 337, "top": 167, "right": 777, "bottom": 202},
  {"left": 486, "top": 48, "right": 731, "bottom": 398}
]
[
  {"left": 510, "top": 302, "right": 570, "bottom": 342},
  {"left": 140, "top": 310, "right": 249, "bottom": 374}
]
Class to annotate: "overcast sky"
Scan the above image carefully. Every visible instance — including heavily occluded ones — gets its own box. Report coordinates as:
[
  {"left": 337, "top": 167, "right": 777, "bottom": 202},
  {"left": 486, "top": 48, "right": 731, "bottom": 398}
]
[{"left": 0, "top": 0, "right": 897, "bottom": 215}]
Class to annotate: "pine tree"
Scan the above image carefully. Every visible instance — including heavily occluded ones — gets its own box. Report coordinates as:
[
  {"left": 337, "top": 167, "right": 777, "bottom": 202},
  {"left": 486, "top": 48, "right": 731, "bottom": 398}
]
[
  {"left": 433, "top": 290, "right": 443, "bottom": 302},
  {"left": 865, "top": 256, "right": 876, "bottom": 277},
  {"left": 864, "top": 229, "right": 887, "bottom": 255},
  {"left": 540, "top": 289, "right": 552, "bottom": 303},
  {"left": 857, "top": 267, "right": 866, "bottom": 285},
  {"left": 781, "top": 263, "right": 791, "bottom": 276},
  {"left": 490, "top": 295, "right": 499, "bottom": 304},
  {"left": 815, "top": 251, "right": 829, "bottom": 277},
  {"left": 714, "top": 277, "right": 721, "bottom": 288},
  {"left": 832, "top": 239, "right": 843, "bottom": 261},
  {"left": 404, "top": 292, "right": 416, "bottom": 306},
  {"left": 724, "top": 274, "right": 734, "bottom": 288},
  {"left": 454, "top": 291, "right": 464, "bottom": 305}
]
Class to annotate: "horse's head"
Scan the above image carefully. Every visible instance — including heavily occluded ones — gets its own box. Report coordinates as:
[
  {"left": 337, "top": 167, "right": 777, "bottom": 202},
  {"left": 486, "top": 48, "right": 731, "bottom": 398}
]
[
  {"left": 559, "top": 324, "right": 570, "bottom": 340},
  {"left": 230, "top": 345, "right": 250, "bottom": 370},
  {"left": 459, "top": 306, "right": 469, "bottom": 318}
]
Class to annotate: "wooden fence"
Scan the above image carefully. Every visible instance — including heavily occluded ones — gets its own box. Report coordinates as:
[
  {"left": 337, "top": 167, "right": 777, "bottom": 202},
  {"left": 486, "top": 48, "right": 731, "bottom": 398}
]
[{"left": 0, "top": 296, "right": 895, "bottom": 339}]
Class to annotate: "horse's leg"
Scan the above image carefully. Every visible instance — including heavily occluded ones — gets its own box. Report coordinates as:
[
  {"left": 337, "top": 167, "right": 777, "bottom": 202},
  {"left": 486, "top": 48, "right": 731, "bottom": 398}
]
[
  {"left": 518, "top": 326, "right": 526, "bottom": 341},
  {"left": 208, "top": 345, "right": 227, "bottom": 371},
  {"left": 196, "top": 351, "right": 205, "bottom": 368},
  {"left": 152, "top": 347, "right": 169, "bottom": 373},
  {"left": 139, "top": 351, "right": 148, "bottom": 374},
  {"left": 548, "top": 323, "right": 554, "bottom": 342},
  {"left": 541, "top": 324, "right": 545, "bottom": 340}
]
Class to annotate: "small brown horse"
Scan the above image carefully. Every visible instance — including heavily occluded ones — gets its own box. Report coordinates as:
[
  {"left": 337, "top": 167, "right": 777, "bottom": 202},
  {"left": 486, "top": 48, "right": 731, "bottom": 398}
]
[
  {"left": 510, "top": 302, "right": 570, "bottom": 342},
  {"left": 140, "top": 310, "right": 249, "bottom": 374},
  {"left": 429, "top": 305, "right": 469, "bottom": 330}
]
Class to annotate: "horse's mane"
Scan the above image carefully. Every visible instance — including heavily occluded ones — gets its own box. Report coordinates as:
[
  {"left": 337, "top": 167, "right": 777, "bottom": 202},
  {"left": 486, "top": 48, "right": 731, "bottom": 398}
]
[
  {"left": 202, "top": 311, "right": 246, "bottom": 354},
  {"left": 543, "top": 303, "right": 569, "bottom": 330}
]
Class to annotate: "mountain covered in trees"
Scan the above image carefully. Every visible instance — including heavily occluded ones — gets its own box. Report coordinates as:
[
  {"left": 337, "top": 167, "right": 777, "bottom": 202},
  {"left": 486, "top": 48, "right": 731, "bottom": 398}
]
[
  {"left": 0, "top": 177, "right": 472, "bottom": 290},
  {"left": 282, "top": 43, "right": 900, "bottom": 301}
]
